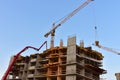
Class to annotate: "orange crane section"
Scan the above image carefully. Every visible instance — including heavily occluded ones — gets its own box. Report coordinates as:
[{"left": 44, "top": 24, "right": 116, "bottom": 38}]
[
  {"left": 94, "top": 41, "right": 120, "bottom": 55},
  {"left": 93, "top": 26, "right": 120, "bottom": 55},
  {"left": 44, "top": 0, "right": 94, "bottom": 48}
]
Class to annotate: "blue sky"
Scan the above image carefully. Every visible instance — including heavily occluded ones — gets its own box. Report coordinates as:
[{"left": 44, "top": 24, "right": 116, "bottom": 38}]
[{"left": 0, "top": 0, "right": 120, "bottom": 80}]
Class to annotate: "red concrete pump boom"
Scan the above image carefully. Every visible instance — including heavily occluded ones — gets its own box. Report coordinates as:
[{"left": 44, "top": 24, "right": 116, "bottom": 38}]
[{"left": 2, "top": 41, "right": 47, "bottom": 80}]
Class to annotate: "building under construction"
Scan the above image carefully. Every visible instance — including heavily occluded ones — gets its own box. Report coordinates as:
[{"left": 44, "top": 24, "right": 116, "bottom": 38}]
[
  {"left": 115, "top": 73, "right": 120, "bottom": 80},
  {"left": 7, "top": 36, "right": 106, "bottom": 80}
]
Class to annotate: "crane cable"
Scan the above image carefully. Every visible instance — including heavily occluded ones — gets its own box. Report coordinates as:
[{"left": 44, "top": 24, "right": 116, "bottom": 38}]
[{"left": 91, "top": 1, "right": 99, "bottom": 42}]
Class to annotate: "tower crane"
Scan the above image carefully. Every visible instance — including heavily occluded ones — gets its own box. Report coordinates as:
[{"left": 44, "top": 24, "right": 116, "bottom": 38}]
[
  {"left": 93, "top": 40, "right": 120, "bottom": 55},
  {"left": 44, "top": 0, "right": 94, "bottom": 48},
  {"left": 93, "top": 26, "right": 120, "bottom": 55}
]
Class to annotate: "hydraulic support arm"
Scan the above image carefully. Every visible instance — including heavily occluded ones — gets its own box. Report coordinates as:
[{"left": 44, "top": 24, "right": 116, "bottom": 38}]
[{"left": 2, "top": 41, "right": 47, "bottom": 80}]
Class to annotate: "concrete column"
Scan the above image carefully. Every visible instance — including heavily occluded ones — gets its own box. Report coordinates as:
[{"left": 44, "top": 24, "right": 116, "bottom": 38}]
[
  {"left": 66, "top": 36, "right": 76, "bottom": 80},
  {"left": 47, "top": 77, "right": 51, "bottom": 80},
  {"left": 67, "top": 36, "right": 76, "bottom": 63},
  {"left": 80, "top": 40, "right": 85, "bottom": 80}
]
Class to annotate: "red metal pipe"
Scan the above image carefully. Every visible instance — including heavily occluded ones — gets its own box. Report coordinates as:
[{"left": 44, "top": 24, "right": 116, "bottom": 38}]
[{"left": 2, "top": 41, "right": 47, "bottom": 80}]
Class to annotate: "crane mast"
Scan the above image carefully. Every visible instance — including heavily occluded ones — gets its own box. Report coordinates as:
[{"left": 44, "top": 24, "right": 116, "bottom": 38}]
[{"left": 44, "top": 0, "right": 94, "bottom": 48}]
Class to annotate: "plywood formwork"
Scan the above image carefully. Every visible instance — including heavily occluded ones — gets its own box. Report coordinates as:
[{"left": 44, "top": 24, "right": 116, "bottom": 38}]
[{"left": 7, "top": 36, "right": 106, "bottom": 80}]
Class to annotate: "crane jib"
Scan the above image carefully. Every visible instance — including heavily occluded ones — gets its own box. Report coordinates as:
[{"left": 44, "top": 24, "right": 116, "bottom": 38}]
[{"left": 44, "top": 0, "right": 94, "bottom": 38}]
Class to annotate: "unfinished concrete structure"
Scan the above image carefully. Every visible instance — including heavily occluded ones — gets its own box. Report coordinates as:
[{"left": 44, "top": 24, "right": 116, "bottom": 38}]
[
  {"left": 115, "top": 73, "right": 120, "bottom": 80},
  {"left": 7, "top": 36, "right": 106, "bottom": 80}
]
